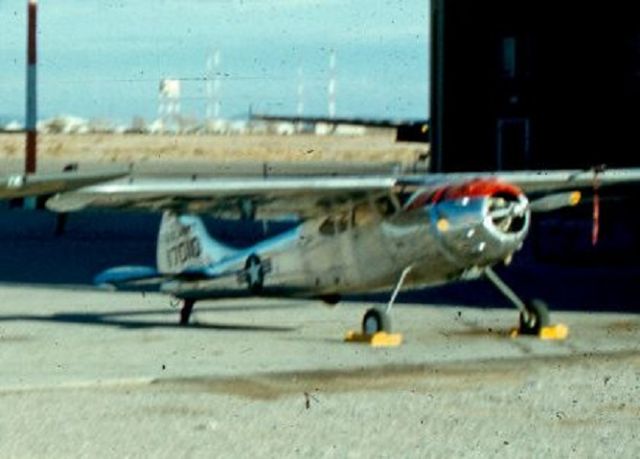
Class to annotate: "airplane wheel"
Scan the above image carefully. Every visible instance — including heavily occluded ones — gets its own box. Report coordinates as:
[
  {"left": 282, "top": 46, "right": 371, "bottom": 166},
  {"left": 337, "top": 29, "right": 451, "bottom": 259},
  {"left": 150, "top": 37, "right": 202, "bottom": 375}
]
[
  {"left": 362, "top": 307, "right": 391, "bottom": 335},
  {"left": 519, "top": 299, "right": 550, "bottom": 335}
]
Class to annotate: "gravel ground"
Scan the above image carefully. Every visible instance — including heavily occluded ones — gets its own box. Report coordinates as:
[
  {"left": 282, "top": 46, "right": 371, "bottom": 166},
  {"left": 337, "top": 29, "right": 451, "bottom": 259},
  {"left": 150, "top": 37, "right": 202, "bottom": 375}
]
[
  {"left": 0, "top": 285, "right": 638, "bottom": 458},
  {"left": 0, "top": 133, "right": 427, "bottom": 174}
]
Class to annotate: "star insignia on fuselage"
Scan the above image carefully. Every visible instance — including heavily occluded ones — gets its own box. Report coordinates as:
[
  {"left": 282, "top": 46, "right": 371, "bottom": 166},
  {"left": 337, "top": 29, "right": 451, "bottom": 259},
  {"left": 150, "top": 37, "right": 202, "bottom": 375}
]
[
  {"left": 239, "top": 254, "right": 272, "bottom": 293},
  {"left": 247, "top": 257, "right": 262, "bottom": 285}
]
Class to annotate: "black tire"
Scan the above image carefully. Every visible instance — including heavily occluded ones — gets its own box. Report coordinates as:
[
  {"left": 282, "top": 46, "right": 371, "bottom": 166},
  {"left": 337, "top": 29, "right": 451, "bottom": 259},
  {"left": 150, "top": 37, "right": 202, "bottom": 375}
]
[
  {"left": 362, "top": 307, "right": 392, "bottom": 335},
  {"left": 519, "top": 299, "right": 550, "bottom": 335}
]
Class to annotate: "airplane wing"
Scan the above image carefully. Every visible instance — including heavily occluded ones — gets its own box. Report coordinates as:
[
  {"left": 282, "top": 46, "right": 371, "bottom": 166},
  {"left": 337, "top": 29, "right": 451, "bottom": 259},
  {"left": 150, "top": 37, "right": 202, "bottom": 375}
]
[
  {"left": 46, "top": 168, "right": 640, "bottom": 219},
  {"left": 46, "top": 175, "right": 398, "bottom": 219},
  {"left": 0, "top": 169, "right": 129, "bottom": 200},
  {"left": 401, "top": 169, "right": 640, "bottom": 194}
]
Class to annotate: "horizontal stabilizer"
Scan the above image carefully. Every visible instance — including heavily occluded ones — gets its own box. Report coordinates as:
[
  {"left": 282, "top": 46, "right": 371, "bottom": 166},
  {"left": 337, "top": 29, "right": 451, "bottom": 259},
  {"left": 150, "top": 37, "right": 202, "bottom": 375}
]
[{"left": 94, "top": 265, "right": 164, "bottom": 289}]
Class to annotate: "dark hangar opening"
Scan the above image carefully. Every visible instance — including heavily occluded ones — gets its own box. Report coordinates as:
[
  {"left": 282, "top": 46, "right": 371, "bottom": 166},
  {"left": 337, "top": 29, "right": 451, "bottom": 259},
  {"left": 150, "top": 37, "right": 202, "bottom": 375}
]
[
  {"left": 430, "top": 0, "right": 640, "bottom": 172},
  {"left": 428, "top": 1, "right": 640, "bottom": 271}
]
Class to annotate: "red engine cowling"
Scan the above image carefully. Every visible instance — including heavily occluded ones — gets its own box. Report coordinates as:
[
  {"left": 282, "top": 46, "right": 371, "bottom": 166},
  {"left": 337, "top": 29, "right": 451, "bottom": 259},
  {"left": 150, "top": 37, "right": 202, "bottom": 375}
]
[
  {"left": 405, "top": 179, "right": 530, "bottom": 268},
  {"left": 406, "top": 179, "right": 528, "bottom": 236}
]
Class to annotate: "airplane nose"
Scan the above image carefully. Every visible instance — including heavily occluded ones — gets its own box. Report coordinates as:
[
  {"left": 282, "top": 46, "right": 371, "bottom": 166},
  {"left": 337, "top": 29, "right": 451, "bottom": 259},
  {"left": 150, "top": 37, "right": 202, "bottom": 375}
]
[
  {"left": 430, "top": 193, "right": 530, "bottom": 266},
  {"left": 485, "top": 192, "right": 529, "bottom": 236}
]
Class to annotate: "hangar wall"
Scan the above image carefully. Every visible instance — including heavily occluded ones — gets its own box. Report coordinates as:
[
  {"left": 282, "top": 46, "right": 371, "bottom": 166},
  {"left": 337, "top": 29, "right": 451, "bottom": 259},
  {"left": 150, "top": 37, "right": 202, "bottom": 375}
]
[{"left": 430, "top": 0, "right": 640, "bottom": 172}]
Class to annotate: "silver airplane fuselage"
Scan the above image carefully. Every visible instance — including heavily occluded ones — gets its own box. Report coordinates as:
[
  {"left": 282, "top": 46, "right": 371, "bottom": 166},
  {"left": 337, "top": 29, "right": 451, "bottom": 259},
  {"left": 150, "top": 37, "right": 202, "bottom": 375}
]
[{"left": 160, "top": 182, "right": 531, "bottom": 301}]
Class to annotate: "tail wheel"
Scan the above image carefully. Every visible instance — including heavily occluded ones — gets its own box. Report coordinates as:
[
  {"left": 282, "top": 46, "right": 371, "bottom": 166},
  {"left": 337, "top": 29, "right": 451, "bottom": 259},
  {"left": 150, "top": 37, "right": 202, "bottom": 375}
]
[
  {"left": 362, "top": 307, "right": 392, "bottom": 335},
  {"left": 179, "top": 299, "right": 196, "bottom": 326},
  {"left": 519, "top": 299, "right": 550, "bottom": 335}
]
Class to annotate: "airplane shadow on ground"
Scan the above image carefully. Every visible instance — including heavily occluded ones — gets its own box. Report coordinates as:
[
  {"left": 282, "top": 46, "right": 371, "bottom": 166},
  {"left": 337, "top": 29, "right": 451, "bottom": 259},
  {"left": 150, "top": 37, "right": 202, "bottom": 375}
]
[
  {"left": 0, "top": 208, "right": 638, "bottom": 316},
  {"left": 0, "top": 304, "right": 298, "bottom": 332}
]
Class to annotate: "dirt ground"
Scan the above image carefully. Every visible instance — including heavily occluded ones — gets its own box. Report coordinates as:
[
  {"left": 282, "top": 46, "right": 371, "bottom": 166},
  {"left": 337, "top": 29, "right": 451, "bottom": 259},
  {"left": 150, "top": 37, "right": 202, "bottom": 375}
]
[
  {"left": 0, "top": 133, "right": 428, "bottom": 174},
  {"left": 0, "top": 286, "right": 638, "bottom": 458}
]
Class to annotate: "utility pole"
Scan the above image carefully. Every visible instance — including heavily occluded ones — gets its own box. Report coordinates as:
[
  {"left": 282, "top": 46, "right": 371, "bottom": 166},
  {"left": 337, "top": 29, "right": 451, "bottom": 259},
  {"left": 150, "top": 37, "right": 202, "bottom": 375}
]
[{"left": 25, "top": 0, "right": 38, "bottom": 174}]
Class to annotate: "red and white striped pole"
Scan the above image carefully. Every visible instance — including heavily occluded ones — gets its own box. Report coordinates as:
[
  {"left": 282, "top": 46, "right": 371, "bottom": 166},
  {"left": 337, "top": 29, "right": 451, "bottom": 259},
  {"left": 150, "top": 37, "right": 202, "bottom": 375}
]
[{"left": 25, "top": 0, "right": 38, "bottom": 174}]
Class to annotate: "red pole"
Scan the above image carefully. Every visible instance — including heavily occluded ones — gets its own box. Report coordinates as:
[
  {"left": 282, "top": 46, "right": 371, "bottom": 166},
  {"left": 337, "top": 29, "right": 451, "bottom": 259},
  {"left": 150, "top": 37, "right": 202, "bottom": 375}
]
[
  {"left": 25, "top": 0, "right": 37, "bottom": 174},
  {"left": 592, "top": 174, "right": 600, "bottom": 246}
]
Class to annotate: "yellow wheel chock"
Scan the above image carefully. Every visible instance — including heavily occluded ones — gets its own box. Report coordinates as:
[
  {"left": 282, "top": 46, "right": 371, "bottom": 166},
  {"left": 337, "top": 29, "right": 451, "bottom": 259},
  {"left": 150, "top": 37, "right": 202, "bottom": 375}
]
[
  {"left": 344, "top": 331, "right": 403, "bottom": 347},
  {"left": 510, "top": 323, "right": 569, "bottom": 340}
]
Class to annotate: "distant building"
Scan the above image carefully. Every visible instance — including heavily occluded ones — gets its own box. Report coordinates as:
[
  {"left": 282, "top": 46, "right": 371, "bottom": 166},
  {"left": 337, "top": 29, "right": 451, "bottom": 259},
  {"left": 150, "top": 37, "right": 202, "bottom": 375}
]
[
  {"left": 2, "top": 121, "right": 23, "bottom": 132},
  {"left": 430, "top": 1, "right": 640, "bottom": 172},
  {"left": 39, "top": 116, "right": 89, "bottom": 134}
]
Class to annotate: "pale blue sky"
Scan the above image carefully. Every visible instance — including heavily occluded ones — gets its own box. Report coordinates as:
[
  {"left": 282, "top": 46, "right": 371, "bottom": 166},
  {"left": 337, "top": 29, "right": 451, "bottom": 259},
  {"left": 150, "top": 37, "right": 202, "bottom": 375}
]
[{"left": 0, "top": 0, "right": 429, "bottom": 124}]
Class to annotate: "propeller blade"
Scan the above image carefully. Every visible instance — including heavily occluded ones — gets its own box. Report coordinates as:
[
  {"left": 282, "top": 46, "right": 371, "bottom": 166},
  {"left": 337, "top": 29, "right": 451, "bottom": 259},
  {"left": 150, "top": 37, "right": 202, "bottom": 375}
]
[{"left": 529, "top": 191, "right": 581, "bottom": 213}]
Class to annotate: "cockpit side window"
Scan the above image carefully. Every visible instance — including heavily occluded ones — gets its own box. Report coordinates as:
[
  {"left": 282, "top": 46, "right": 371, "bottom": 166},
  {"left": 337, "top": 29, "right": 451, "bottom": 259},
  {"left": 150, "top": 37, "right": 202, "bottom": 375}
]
[
  {"left": 319, "top": 195, "right": 399, "bottom": 235},
  {"left": 352, "top": 202, "right": 376, "bottom": 227},
  {"left": 319, "top": 217, "right": 336, "bottom": 235},
  {"left": 374, "top": 195, "right": 398, "bottom": 217},
  {"left": 318, "top": 212, "right": 350, "bottom": 235}
]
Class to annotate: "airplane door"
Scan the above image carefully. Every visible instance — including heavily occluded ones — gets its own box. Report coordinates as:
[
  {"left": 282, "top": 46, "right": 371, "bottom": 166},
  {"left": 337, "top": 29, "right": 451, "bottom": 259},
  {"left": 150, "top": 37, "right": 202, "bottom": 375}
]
[
  {"left": 345, "top": 199, "right": 402, "bottom": 287},
  {"left": 299, "top": 214, "right": 350, "bottom": 291}
]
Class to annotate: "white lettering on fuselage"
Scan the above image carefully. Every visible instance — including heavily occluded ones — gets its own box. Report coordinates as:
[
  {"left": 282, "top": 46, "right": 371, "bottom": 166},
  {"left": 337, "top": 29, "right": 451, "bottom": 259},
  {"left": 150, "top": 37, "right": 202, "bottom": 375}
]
[{"left": 163, "top": 224, "right": 202, "bottom": 269}]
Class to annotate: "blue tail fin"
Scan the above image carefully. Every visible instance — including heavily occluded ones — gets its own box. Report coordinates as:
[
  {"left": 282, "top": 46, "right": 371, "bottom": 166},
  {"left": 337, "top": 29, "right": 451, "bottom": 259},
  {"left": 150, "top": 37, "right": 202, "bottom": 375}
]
[{"left": 156, "top": 212, "right": 236, "bottom": 275}]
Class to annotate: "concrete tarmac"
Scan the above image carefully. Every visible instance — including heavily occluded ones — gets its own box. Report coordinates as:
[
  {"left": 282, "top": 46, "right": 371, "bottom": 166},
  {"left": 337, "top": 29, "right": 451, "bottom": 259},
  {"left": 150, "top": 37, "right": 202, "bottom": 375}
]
[{"left": 0, "top": 284, "right": 638, "bottom": 457}]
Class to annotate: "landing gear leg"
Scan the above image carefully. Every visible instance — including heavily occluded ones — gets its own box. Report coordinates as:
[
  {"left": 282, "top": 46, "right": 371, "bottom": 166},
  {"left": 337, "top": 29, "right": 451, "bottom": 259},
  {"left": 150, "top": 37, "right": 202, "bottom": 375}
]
[
  {"left": 179, "top": 299, "right": 196, "bottom": 326},
  {"left": 362, "top": 266, "right": 412, "bottom": 335},
  {"left": 484, "top": 266, "right": 550, "bottom": 335}
]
